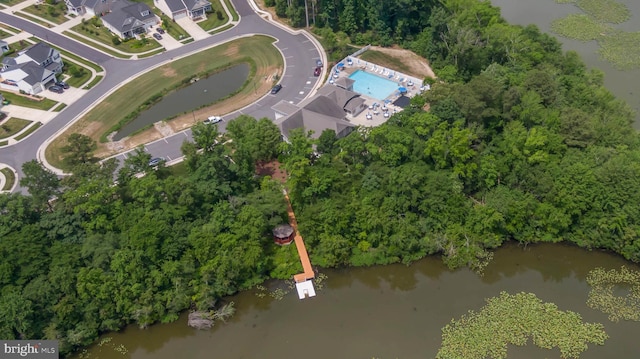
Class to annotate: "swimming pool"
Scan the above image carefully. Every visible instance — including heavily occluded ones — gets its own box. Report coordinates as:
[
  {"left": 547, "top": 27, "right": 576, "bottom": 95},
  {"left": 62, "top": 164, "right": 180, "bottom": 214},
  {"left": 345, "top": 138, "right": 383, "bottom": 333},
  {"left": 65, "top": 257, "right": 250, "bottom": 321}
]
[{"left": 348, "top": 69, "right": 399, "bottom": 101}]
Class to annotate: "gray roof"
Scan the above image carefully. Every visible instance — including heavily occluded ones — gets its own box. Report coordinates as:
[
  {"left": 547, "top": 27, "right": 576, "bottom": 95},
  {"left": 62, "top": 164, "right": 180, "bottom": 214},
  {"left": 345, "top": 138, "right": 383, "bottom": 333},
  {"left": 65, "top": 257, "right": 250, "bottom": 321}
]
[
  {"left": 272, "top": 100, "right": 299, "bottom": 116},
  {"left": 102, "top": 1, "right": 155, "bottom": 33},
  {"left": 163, "top": 0, "right": 185, "bottom": 12},
  {"left": 316, "top": 85, "right": 362, "bottom": 112},
  {"left": 273, "top": 224, "right": 294, "bottom": 238},
  {"left": 274, "top": 94, "right": 354, "bottom": 139},
  {"left": 66, "top": 0, "right": 84, "bottom": 8},
  {"left": 21, "top": 42, "right": 52, "bottom": 65},
  {"left": 183, "top": 0, "right": 210, "bottom": 11},
  {"left": 17, "top": 62, "right": 49, "bottom": 86},
  {"left": 2, "top": 57, "right": 17, "bottom": 67},
  {"left": 334, "top": 77, "right": 354, "bottom": 89}
]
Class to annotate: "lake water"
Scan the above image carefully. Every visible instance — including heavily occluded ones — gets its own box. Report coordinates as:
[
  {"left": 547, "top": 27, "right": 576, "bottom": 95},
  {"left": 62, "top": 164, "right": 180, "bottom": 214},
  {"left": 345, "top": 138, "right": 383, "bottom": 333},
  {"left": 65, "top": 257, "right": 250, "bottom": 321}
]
[
  {"left": 490, "top": 0, "right": 640, "bottom": 128},
  {"left": 113, "top": 63, "right": 249, "bottom": 140},
  {"left": 77, "top": 243, "right": 640, "bottom": 359}
]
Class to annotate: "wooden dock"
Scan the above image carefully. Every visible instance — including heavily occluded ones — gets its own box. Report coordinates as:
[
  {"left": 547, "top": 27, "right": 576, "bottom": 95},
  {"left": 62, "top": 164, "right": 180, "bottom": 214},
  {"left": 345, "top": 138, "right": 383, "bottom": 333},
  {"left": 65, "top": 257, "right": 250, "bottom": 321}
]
[{"left": 284, "top": 192, "right": 315, "bottom": 283}]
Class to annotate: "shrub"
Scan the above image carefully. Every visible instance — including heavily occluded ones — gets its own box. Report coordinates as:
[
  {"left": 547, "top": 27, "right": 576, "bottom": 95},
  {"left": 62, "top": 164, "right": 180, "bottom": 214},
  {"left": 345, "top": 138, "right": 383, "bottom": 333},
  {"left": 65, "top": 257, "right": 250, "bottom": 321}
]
[{"left": 111, "top": 36, "right": 121, "bottom": 45}]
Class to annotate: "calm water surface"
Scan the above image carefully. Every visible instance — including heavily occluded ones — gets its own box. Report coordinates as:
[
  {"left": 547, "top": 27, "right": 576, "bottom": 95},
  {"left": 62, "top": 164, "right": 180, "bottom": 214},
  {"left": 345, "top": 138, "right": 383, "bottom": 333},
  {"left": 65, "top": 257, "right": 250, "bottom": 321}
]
[
  {"left": 113, "top": 64, "right": 249, "bottom": 140},
  {"left": 79, "top": 243, "right": 640, "bottom": 359},
  {"left": 490, "top": 0, "right": 640, "bottom": 128}
]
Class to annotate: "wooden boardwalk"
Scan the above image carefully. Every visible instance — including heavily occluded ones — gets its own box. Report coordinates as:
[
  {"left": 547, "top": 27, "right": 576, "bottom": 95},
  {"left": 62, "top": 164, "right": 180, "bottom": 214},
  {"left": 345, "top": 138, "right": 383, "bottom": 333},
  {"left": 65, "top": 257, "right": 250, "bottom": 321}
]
[{"left": 284, "top": 192, "right": 315, "bottom": 283}]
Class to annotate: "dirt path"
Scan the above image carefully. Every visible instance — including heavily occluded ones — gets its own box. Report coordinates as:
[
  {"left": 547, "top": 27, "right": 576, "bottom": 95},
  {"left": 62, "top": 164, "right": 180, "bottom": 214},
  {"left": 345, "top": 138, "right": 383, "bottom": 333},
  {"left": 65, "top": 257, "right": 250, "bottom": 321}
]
[{"left": 369, "top": 46, "right": 436, "bottom": 79}]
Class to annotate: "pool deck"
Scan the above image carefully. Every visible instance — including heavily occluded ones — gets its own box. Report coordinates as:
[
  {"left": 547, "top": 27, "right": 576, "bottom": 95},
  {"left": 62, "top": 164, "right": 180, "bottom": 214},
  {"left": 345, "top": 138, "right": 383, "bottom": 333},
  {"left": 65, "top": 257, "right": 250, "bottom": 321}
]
[{"left": 327, "top": 57, "right": 426, "bottom": 128}]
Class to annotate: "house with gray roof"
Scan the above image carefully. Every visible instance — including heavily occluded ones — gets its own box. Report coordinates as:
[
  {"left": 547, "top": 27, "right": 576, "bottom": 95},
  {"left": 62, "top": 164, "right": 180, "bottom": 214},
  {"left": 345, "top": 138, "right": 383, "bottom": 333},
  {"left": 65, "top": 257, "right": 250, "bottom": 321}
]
[
  {"left": 65, "top": 0, "right": 121, "bottom": 17},
  {"left": 272, "top": 84, "right": 366, "bottom": 142},
  {"left": 158, "top": 0, "right": 212, "bottom": 20},
  {"left": 0, "top": 42, "right": 62, "bottom": 95},
  {"left": 101, "top": 0, "right": 159, "bottom": 39},
  {"left": 0, "top": 62, "right": 57, "bottom": 95}
]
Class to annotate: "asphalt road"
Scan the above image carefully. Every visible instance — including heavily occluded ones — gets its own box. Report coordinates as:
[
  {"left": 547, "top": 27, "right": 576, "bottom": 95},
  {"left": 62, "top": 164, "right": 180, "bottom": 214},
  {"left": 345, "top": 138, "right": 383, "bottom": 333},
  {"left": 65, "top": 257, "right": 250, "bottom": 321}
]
[{"left": 0, "top": 0, "right": 324, "bottom": 192}]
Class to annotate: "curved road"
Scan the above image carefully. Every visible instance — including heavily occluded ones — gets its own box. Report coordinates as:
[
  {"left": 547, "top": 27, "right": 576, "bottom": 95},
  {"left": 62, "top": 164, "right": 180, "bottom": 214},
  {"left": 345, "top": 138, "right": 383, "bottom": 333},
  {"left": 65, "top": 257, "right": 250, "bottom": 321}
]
[{"left": 0, "top": 0, "right": 324, "bottom": 191}]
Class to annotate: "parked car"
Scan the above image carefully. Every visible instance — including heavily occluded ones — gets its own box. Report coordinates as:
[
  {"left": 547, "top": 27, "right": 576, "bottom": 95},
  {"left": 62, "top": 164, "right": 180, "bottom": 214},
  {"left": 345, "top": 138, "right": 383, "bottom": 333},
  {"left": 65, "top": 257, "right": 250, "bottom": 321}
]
[
  {"left": 313, "top": 66, "right": 322, "bottom": 77},
  {"left": 49, "top": 85, "right": 64, "bottom": 94},
  {"left": 271, "top": 84, "right": 282, "bottom": 94},
  {"left": 316, "top": 60, "right": 323, "bottom": 67},
  {"left": 204, "top": 116, "right": 223, "bottom": 125},
  {"left": 156, "top": 27, "right": 165, "bottom": 34},
  {"left": 148, "top": 157, "right": 162, "bottom": 167},
  {"left": 153, "top": 33, "right": 162, "bottom": 40},
  {"left": 55, "top": 81, "right": 69, "bottom": 89}
]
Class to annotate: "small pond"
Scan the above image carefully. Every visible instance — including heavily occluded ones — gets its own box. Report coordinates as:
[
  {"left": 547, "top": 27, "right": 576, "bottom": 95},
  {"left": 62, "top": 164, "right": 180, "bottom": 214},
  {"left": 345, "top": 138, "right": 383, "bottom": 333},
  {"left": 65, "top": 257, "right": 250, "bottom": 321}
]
[{"left": 113, "top": 63, "right": 250, "bottom": 140}]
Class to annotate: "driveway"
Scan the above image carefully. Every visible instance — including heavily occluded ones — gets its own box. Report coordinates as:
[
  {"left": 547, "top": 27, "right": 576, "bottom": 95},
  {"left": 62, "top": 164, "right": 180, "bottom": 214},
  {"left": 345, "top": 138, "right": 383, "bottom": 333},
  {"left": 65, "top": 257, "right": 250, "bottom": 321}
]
[{"left": 176, "top": 18, "right": 210, "bottom": 41}]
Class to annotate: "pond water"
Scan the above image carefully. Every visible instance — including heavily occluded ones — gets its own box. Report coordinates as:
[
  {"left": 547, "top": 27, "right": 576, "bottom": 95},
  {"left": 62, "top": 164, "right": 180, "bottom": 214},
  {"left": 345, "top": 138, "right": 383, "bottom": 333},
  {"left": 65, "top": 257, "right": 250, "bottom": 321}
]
[
  {"left": 490, "top": 0, "right": 640, "bottom": 128},
  {"left": 78, "top": 243, "right": 640, "bottom": 359},
  {"left": 113, "top": 63, "right": 250, "bottom": 140}
]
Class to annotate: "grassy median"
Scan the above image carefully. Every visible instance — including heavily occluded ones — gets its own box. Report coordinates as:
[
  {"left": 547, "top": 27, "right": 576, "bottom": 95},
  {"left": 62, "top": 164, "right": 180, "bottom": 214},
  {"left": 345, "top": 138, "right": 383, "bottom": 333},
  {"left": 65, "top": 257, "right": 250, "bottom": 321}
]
[{"left": 46, "top": 35, "right": 284, "bottom": 170}]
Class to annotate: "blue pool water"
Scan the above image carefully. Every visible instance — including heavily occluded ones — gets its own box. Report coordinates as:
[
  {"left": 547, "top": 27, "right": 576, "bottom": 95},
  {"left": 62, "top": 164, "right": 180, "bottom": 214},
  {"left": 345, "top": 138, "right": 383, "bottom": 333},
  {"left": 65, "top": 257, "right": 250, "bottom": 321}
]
[{"left": 348, "top": 69, "right": 399, "bottom": 101}]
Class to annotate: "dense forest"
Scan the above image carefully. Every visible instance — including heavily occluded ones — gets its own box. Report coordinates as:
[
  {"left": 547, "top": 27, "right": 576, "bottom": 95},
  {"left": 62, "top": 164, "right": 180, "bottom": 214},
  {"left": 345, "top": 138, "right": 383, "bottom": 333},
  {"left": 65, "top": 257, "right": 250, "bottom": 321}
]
[{"left": 2, "top": 0, "right": 640, "bottom": 356}]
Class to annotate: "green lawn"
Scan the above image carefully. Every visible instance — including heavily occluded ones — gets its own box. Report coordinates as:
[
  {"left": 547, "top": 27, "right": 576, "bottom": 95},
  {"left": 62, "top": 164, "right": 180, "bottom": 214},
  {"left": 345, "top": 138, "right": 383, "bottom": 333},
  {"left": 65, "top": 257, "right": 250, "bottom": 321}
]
[
  {"left": 71, "top": 21, "right": 162, "bottom": 54},
  {"left": 84, "top": 75, "right": 103, "bottom": 89},
  {"left": 199, "top": 2, "right": 229, "bottom": 31},
  {"left": 63, "top": 31, "right": 130, "bottom": 59},
  {"left": 0, "top": 91, "right": 58, "bottom": 110},
  {"left": 159, "top": 15, "right": 190, "bottom": 41},
  {"left": 14, "top": 121, "right": 42, "bottom": 141},
  {"left": 1, "top": 167, "right": 16, "bottom": 191},
  {"left": 14, "top": 12, "right": 54, "bottom": 28},
  {"left": 51, "top": 44, "right": 104, "bottom": 73},
  {"left": 168, "top": 161, "right": 189, "bottom": 177},
  {"left": 0, "top": 117, "right": 31, "bottom": 139},
  {"left": 0, "top": 39, "right": 34, "bottom": 61},
  {"left": 21, "top": 2, "right": 68, "bottom": 25},
  {"left": 46, "top": 35, "right": 284, "bottom": 169},
  {"left": 223, "top": 0, "right": 239, "bottom": 21},
  {"left": 0, "top": 0, "right": 24, "bottom": 7},
  {"left": 0, "top": 23, "right": 21, "bottom": 34},
  {"left": 0, "top": 140, "right": 7, "bottom": 146}
]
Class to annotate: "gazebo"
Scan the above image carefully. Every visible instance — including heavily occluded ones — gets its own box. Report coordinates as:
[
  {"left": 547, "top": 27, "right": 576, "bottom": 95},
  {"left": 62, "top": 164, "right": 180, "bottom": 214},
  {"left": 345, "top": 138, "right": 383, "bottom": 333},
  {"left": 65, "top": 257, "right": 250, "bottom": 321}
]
[{"left": 273, "top": 224, "right": 295, "bottom": 245}]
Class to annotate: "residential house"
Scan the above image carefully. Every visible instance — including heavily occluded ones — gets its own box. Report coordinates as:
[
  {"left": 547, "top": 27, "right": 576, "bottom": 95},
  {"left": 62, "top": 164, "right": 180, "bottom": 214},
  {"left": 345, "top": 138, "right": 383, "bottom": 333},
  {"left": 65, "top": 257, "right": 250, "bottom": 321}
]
[
  {"left": 101, "top": 0, "right": 159, "bottom": 39},
  {"left": 0, "top": 42, "right": 62, "bottom": 95},
  {"left": 64, "top": 0, "right": 120, "bottom": 17},
  {"left": 272, "top": 84, "right": 365, "bottom": 142},
  {"left": 157, "top": 0, "right": 212, "bottom": 20},
  {"left": 0, "top": 40, "right": 9, "bottom": 54}
]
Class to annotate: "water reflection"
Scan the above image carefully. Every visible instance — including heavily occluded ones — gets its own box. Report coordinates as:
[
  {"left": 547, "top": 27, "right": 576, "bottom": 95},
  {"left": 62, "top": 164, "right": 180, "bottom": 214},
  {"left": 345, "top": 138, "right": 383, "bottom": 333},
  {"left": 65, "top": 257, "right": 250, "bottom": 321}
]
[{"left": 78, "top": 243, "right": 640, "bottom": 359}]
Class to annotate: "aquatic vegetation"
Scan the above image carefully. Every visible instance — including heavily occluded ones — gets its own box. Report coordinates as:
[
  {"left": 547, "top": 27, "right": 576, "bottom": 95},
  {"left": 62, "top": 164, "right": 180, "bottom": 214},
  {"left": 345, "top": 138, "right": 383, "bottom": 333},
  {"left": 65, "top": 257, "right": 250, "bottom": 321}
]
[
  {"left": 598, "top": 31, "right": 640, "bottom": 70},
  {"left": 437, "top": 292, "right": 608, "bottom": 359},
  {"left": 551, "top": 14, "right": 611, "bottom": 41},
  {"left": 586, "top": 266, "right": 640, "bottom": 322},
  {"left": 576, "top": 0, "right": 630, "bottom": 24}
]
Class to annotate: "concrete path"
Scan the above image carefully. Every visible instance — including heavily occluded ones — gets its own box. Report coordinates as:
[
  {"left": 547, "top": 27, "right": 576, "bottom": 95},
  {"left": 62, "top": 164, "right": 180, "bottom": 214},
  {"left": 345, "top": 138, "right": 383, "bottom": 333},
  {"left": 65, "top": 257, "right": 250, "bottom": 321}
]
[{"left": 176, "top": 17, "right": 210, "bottom": 40}]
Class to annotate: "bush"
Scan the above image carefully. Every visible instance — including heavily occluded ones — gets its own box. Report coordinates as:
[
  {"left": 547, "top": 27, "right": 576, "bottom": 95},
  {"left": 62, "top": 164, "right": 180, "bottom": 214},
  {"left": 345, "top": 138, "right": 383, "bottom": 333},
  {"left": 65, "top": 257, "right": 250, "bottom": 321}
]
[
  {"left": 216, "top": 10, "right": 223, "bottom": 20},
  {"left": 265, "top": 0, "right": 275, "bottom": 6},
  {"left": 111, "top": 36, "right": 121, "bottom": 45}
]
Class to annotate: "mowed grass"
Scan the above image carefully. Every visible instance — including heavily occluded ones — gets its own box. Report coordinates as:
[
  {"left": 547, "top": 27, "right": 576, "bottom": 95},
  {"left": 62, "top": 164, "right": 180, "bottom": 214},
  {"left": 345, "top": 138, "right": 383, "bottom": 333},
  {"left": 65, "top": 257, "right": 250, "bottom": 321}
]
[
  {"left": 0, "top": 117, "right": 31, "bottom": 139},
  {"left": 359, "top": 50, "right": 415, "bottom": 77},
  {"left": 21, "top": 2, "right": 69, "bottom": 25},
  {"left": 0, "top": 91, "right": 58, "bottom": 110},
  {"left": 1, "top": 167, "right": 16, "bottom": 191},
  {"left": 46, "top": 35, "right": 283, "bottom": 169},
  {"left": 198, "top": 0, "right": 229, "bottom": 31}
]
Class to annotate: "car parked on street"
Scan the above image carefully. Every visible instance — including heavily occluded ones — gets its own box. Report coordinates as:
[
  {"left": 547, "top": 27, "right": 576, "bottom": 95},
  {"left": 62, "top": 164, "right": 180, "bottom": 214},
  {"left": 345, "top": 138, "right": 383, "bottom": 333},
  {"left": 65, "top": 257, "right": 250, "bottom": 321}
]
[
  {"left": 316, "top": 60, "right": 323, "bottom": 67},
  {"left": 313, "top": 66, "right": 321, "bottom": 76},
  {"left": 271, "top": 84, "right": 282, "bottom": 94},
  {"left": 153, "top": 33, "right": 162, "bottom": 40},
  {"left": 204, "top": 116, "right": 223, "bottom": 125},
  {"left": 49, "top": 85, "right": 64, "bottom": 94},
  {"left": 55, "top": 81, "right": 69, "bottom": 89}
]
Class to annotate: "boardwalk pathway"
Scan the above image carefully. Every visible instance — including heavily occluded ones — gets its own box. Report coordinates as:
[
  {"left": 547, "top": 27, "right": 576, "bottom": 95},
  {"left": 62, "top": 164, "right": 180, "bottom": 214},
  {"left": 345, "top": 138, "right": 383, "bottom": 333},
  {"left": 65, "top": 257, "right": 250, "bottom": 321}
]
[{"left": 284, "top": 191, "right": 315, "bottom": 283}]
